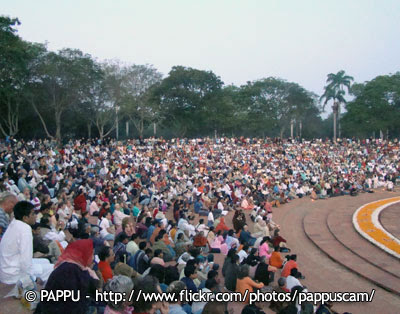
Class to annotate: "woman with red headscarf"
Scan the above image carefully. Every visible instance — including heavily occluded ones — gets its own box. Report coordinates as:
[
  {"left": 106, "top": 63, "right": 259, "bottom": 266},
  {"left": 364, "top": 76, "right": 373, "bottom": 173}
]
[{"left": 36, "top": 239, "right": 100, "bottom": 314}]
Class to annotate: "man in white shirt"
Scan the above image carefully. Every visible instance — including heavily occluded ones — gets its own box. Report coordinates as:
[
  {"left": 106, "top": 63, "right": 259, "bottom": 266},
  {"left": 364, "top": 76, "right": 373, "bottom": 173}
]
[
  {"left": 0, "top": 201, "right": 54, "bottom": 284},
  {"left": 286, "top": 268, "right": 303, "bottom": 291},
  {"left": 99, "top": 211, "right": 115, "bottom": 240}
]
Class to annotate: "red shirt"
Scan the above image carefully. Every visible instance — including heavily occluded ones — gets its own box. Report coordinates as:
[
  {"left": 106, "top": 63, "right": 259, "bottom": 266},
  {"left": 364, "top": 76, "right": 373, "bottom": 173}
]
[{"left": 98, "top": 261, "right": 113, "bottom": 282}]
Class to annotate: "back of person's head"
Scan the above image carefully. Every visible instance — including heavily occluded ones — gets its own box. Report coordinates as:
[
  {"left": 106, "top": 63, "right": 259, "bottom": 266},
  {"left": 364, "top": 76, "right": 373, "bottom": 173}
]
[
  {"left": 139, "top": 241, "right": 147, "bottom": 250},
  {"left": 199, "top": 218, "right": 204, "bottom": 224},
  {"left": 40, "top": 216, "right": 50, "bottom": 226},
  {"left": 166, "top": 280, "right": 186, "bottom": 297},
  {"left": 186, "top": 259, "right": 197, "bottom": 268},
  {"left": 278, "top": 277, "right": 286, "bottom": 287},
  {"left": 205, "top": 278, "right": 218, "bottom": 290},
  {"left": 131, "top": 234, "right": 138, "bottom": 241},
  {"left": 184, "top": 265, "right": 196, "bottom": 278},
  {"left": 104, "top": 275, "right": 134, "bottom": 311},
  {"left": 207, "top": 269, "right": 218, "bottom": 280},
  {"left": 177, "top": 233, "right": 184, "bottom": 240},
  {"left": 274, "top": 246, "right": 280, "bottom": 252},
  {"left": 237, "top": 264, "right": 250, "bottom": 279},
  {"left": 131, "top": 275, "right": 160, "bottom": 312},
  {"left": 228, "top": 229, "right": 234, "bottom": 236},
  {"left": 290, "top": 268, "right": 298, "bottom": 277},
  {"left": 290, "top": 254, "right": 297, "bottom": 261},
  {"left": 241, "top": 304, "right": 265, "bottom": 314},
  {"left": 149, "top": 264, "right": 165, "bottom": 284},
  {"left": 14, "top": 201, "right": 34, "bottom": 221},
  {"left": 154, "top": 249, "right": 162, "bottom": 258},
  {"left": 99, "top": 245, "right": 111, "bottom": 262},
  {"left": 202, "top": 301, "right": 228, "bottom": 314},
  {"left": 164, "top": 265, "right": 179, "bottom": 285},
  {"left": 242, "top": 244, "right": 249, "bottom": 252},
  {"left": 145, "top": 248, "right": 152, "bottom": 255},
  {"left": 154, "top": 234, "right": 162, "bottom": 242},
  {"left": 227, "top": 248, "right": 237, "bottom": 259},
  {"left": 231, "top": 254, "right": 239, "bottom": 264}
]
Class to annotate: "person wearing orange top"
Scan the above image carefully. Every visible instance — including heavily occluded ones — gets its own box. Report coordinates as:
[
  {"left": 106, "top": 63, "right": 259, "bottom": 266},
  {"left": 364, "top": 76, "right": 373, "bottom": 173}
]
[
  {"left": 215, "top": 217, "right": 229, "bottom": 233},
  {"left": 281, "top": 254, "right": 303, "bottom": 278},
  {"left": 98, "top": 246, "right": 114, "bottom": 283},
  {"left": 236, "top": 264, "right": 264, "bottom": 303},
  {"left": 269, "top": 246, "right": 284, "bottom": 269}
]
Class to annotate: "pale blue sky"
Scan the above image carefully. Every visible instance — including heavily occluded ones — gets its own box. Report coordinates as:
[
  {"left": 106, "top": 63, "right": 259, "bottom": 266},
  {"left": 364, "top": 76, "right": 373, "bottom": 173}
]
[{"left": 3, "top": 0, "right": 400, "bottom": 103}]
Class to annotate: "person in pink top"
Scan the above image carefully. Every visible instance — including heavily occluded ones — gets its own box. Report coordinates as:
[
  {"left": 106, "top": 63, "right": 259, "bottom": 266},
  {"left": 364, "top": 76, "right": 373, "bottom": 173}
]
[
  {"left": 258, "top": 236, "right": 272, "bottom": 259},
  {"left": 210, "top": 233, "right": 228, "bottom": 255}
]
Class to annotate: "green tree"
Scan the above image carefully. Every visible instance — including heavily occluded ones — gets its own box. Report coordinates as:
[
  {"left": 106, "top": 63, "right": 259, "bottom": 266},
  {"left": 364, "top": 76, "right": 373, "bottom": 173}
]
[
  {"left": 320, "top": 70, "right": 353, "bottom": 141},
  {"left": 342, "top": 73, "right": 400, "bottom": 138},
  {"left": 238, "top": 78, "right": 318, "bottom": 138},
  {"left": 151, "top": 66, "right": 223, "bottom": 137},
  {"left": 0, "top": 16, "right": 41, "bottom": 137},
  {"left": 30, "top": 48, "right": 102, "bottom": 142}
]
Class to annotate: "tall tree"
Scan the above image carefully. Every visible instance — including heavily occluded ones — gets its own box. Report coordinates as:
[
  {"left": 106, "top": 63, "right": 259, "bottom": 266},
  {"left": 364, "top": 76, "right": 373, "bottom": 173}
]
[
  {"left": 119, "top": 64, "right": 163, "bottom": 138},
  {"left": 342, "top": 73, "right": 400, "bottom": 138},
  {"left": 320, "top": 70, "right": 353, "bottom": 141},
  {"left": 30, "top": 48, "right": 102, "bottom": 142},
  {"left": 151, "top": 66, "right": 223, "bottom": 137},
  {"left": 0, "top": 16, "right": 41, "bottom": 137}
]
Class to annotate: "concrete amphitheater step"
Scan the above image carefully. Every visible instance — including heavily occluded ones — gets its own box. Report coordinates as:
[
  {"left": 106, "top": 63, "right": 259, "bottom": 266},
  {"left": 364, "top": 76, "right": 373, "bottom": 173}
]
[
  {"left": 379, "top": 202, "right": 400, "bottom": 240},
  {"left": 303, "top": 203, "right": 400, "bottom": 296},
  {"left": 327, "top": 204, "right": 400, "bottom": 278}
]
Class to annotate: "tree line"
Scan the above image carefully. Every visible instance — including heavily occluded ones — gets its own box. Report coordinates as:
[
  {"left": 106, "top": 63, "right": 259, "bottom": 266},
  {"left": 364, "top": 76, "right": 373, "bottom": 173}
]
[{"left": 1, "top": 16, "right": 399, "bottom": 142}]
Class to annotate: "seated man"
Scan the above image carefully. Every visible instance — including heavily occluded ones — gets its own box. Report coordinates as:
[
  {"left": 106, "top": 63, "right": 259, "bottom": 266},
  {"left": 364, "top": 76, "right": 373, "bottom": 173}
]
[{"left": 0, "top": 201, "right": 54, "bottom": 284}]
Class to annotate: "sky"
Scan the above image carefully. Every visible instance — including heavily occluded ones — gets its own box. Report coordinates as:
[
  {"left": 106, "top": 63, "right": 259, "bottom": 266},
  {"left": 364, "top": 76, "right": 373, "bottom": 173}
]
[{"left": 3, "top": 0, "right": 400, "bottom": 111}]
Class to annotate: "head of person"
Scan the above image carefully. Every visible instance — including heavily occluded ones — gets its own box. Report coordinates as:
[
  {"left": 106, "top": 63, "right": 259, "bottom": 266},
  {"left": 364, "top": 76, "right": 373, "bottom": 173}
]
[
  {"left": 153, "top": 249, "right": 163, "bottom": 259},
  {"left": 90, "top": 226, "right": 100, "bottom": 238},
  {"left": 55, "top": 239, "right": 94, "bottom": 269},
  {"left": 0, "top": 192, "right": 18, "bottom": 214},
  {"left": 131, "top": 275, "right": 161, "bottom": 313},
  {"left": 205, "top": 278, "right": 219, "bottom": 292},
  {"left": 32, "top": 222, "right": 41, "bottom": 235},
  {"left": 290, "top": 268, "right": 298, "bottom": 278},
  {"left": 99, "top": 245, "right": 115, "bottom": 264},
  {"left": 166, "top": 280, "right": 186, "bottom": 304},
  {"left": 104, "top": 275, "right": 134, "bottom": 311},
  {"left": 139, "top": 241, "right": 147, "bottom": 251},
  {"left": 14, "top": 201, "right": 36, "bottom": 225},
  {"left": 231, "top": 254, "right": 240, "bottom": 265},
  {"left": 237, "top": 264, "right": 250, "bottom": 279},
  {"left": 149, "top": 264, "right": 165, "bottom": 284},
  {"left": 278, "top": 277, "right": 286, "bottom": 289},
  {"left": 184, "top": 264, "right": 197, "bottom": 279},
  {"left": 202, "top": 301, "right": 228, "bottom": 314}
]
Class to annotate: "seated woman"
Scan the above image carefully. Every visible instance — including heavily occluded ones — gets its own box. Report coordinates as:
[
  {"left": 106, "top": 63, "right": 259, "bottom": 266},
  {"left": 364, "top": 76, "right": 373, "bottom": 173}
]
[
  {"left": 232, "top": 210, "right": 246, "bottom": 233},
  {"left": 241, "top": 197, "right": 254, "bottom": 211},
  {"left": 210, "top": 232, "right": 228, "bottom": 255},
  {"left": 37, "top": 239, "right": 100, "bottom": 314},
  {"left": 254, "top": 256, "right": 277, "bottom": 286},
  {"left": 252, "top": 218, "right": 270, "bottom": 238},
  {"left": 236, "top": 264, "right": 264, "bottom": 303}
]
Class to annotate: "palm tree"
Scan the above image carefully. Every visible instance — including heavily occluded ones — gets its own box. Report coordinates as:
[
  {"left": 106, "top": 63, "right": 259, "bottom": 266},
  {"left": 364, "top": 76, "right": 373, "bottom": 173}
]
[{"left": 320, "top": 70, "right": 353, "bottom": 141}]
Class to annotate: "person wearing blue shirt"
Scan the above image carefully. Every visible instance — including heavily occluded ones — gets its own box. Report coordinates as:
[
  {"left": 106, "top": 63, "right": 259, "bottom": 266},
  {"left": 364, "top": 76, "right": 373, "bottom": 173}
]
[{"left": 181, "top": 265, "right": 198, "bottom": 293}]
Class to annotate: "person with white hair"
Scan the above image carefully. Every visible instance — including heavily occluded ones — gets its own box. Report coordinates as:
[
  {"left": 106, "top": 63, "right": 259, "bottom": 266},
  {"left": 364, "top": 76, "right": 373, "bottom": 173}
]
[
  {"left": 103, "top": 275, "right": 134, "bottom": 314},
  {"left": 0, "top": 192, "right": 18, "bottom": 237}
]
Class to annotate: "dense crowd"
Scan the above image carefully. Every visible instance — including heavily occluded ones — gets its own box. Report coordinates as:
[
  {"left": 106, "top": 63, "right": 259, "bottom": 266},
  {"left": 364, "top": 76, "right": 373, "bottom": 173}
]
[{"left": 0, "top": 136, "right": 399, "bottom": 314}]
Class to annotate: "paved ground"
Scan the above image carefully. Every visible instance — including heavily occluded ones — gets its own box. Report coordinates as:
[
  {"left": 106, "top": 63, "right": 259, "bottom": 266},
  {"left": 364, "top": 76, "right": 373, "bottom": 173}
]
[
  {"left": 380, "top": 203, "right": 400, "bottom": 240},
  {"left": 1, "top": 190, "right": 400, "bottom": 314}
]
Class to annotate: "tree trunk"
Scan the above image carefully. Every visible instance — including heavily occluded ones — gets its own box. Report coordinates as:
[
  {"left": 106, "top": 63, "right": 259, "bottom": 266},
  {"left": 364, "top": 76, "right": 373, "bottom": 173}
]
[
  {"left": 88, "top": 122, "right": 92, "bottom": 139},
  {"left": 290, "top": 119, "right": 294, "bottom": 138},
  {"left": 126, "top": 121, "right": 129, "bottom": 138},
  {"left": 31, "top": 99, "right": 54, "bottom": 140},
  {"left": 299, "top": 121, "right": 302, "bottom": 138},
  {"left": 280, "top": 126, "right": 285, "bottom": 139},
  {"left": 338, "top": 104, "right": 341, "bottom": 139},
  {"left": 55, "top": 110, "right": 62, "bottom": 144},
  {"left": 333, "top": 111, "right": 337, "bottom": 143}
]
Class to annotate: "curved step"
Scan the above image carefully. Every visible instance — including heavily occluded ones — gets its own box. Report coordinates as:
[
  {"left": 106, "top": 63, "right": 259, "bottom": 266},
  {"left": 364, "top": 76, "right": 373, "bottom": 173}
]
[
  {"left": 303, "top": 204, "right": 400, "bottom": 296},
  {"left": 327, "top": 206, "right": 400, "bottom": 278}
]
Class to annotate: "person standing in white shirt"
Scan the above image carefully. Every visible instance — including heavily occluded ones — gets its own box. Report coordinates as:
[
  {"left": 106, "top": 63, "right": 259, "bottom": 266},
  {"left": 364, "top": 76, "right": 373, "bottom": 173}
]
[{"left": 0, "top": 201, "right": 54, "bottom": 284}]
